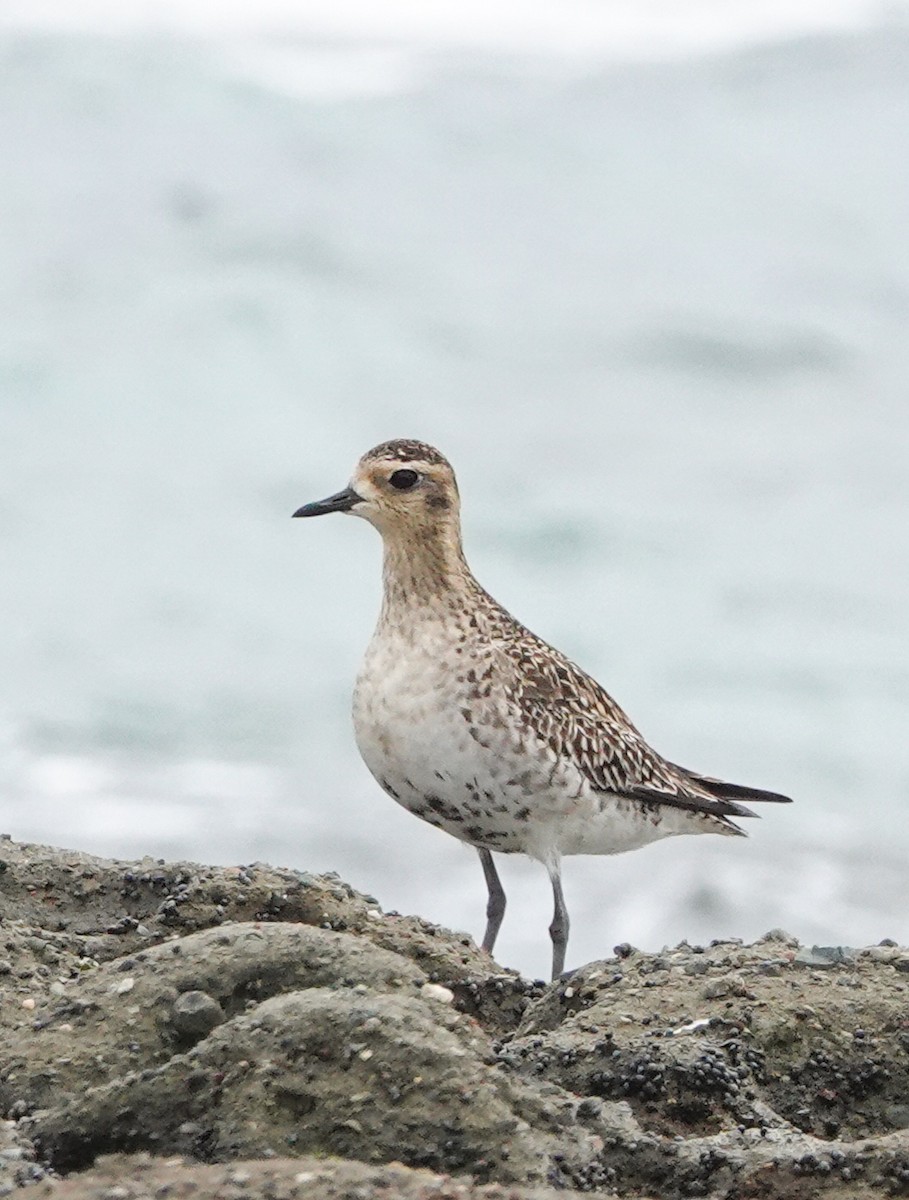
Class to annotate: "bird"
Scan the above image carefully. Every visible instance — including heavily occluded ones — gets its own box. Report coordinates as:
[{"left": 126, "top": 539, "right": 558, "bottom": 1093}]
[{"left": 293, "top": 438, "right": 791, "bottom": 980}]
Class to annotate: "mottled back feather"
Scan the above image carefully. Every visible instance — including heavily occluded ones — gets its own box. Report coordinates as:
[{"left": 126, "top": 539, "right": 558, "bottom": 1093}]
[{"left": 473, "top": 582, "right": 787, "bottom": 829}]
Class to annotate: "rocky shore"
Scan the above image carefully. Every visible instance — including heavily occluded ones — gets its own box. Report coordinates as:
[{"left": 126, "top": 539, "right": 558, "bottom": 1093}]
[{"left": 2, "top": 836, "right": 909, "bottom": 1199}]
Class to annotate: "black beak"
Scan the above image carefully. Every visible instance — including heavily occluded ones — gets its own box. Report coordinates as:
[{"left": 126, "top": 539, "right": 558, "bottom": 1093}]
[{"left": 292, "top": 487, "right": 362, "bottom": 518}]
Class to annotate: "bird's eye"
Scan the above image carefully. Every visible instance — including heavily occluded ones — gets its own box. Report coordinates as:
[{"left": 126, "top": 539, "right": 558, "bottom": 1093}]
[{"left": 389, "top": 468, "right": 419, "bottom": 490}]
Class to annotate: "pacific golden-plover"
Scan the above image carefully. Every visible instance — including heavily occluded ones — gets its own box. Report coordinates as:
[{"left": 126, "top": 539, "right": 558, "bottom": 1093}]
[{"left": 294, "top": 439, "right": 791, "bottom": 979}]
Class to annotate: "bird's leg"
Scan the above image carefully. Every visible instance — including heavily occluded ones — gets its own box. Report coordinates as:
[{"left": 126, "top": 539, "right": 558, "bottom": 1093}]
[
  {"left": 546, "top": 857, "right": 569, "bottom": 980},
  {"left": 477, "top": 847, "right": 506, "bottom": 955}
]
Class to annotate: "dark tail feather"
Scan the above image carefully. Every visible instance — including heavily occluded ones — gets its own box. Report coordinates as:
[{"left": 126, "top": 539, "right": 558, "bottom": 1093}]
[
  {"left": 676, "top": 766, "right": 793, "bottom": 807},
  {"left": 625, "top": 785, "right": 758, "bottom": 822},
  {"left": 617, "top": 767, "right": 791, "bottom": 829}
]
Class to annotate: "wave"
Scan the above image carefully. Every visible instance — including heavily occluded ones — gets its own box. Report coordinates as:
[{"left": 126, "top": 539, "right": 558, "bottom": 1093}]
[{"left": 2, "top": 0, "right": 907, "bottom": 60}]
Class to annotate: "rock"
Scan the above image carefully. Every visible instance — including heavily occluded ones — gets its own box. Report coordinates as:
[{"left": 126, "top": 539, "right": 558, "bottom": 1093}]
[
  {"left": 29, "top": 987, "right": 572, "bottom": 1182},
  {"left": 759, "top": 928, "right": 799, "bottom": 945},
  {"left": 27, "top": 1153, "right": 574, "bottom": 1200},
  {"left": 701, "top": 973, "right": 746, "bottom": 998},
  {"left": 170, "top": 990, "right": 225, "bottom": 1039},
  {"left": 0, "top": 921, "right": 430, "bottom": 1115},
  {"left": 0, "top": 839, "right": 490, "bottom": 980},
  {"left": 420, "top": 982, "right": 455, "bottom": 1004},
  {"left": 683, "top": 959, "right": 709, "bottom": 976},
  {"left": 793, "top": 945, "right": 857, "bottom": 968},
  {"left": 0, "top": 1117, "right": 41, "bottom": 1193},
  {"left": 2, "top": 838, "right": 909, "bottom": 1199}
]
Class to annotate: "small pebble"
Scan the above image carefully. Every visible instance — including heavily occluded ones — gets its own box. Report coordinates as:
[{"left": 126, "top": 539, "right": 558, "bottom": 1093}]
[
  {"left": 684, "top": 960, "right": 709, "bottom": 976},
  {"left": 421, "top": 982, "right": 454, "bottom": 1004},
  {"left": 171, "top": 991, "right": 225, "bottom": 1038},
  {"left": 794, "top": 946, "right": 855, "bottom": 968},
  {"left": 703, "top": 974, "right": 743, "bottom": 999}
]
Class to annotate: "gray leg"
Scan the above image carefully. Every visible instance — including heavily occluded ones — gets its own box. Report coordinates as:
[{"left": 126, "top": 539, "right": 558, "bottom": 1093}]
[
  {"left": 477, "top": 847, "right": 506, "bottom": 955},
  {"left": 547, "top": 858, "right": 569, "bottom": 980}
]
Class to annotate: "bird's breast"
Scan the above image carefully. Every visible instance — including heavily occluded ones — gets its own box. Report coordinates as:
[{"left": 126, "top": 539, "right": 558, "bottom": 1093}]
[
  {"left": 353, "top": 626, "right": 489, "bottom": 796},
  {"left": 351, "top": 625, "right": 597, "bottom": 855}
]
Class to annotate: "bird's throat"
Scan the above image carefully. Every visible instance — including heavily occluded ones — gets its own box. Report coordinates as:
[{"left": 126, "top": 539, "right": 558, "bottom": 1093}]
[{"left": 379, "top": 527, "right": 472, "bottom": 616}]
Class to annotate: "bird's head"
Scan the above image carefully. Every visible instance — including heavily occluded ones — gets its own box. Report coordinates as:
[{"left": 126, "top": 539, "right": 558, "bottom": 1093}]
[{"left": 293, "top": 439, "right": 461, "bottom": 541}]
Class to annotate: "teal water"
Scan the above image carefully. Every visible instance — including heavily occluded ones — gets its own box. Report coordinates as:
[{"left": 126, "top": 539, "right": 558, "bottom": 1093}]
[{"left": 1, "top": 25, "right": 908, "bottom": 976}]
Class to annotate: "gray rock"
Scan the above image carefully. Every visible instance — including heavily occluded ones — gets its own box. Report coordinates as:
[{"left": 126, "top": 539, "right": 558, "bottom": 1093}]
[
  {"left": 28, "top": 988, "right": 588, "bottom": 1185},
  {"left": 0, "top": 921, "right": 429, "bottom": 1115},
  {"left": 793, "top": 945, "right": 856, "bottom": 968},
  {"left": 170, "top": 991, "right": 225, "bottom": 1039},
  {"left": 3, "top": 837, "right": 909, "bottom": 1199}
]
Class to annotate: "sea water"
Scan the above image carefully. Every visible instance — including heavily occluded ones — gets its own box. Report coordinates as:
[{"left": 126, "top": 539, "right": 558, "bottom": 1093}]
[{"left": 1, "top": 1, "right": 908, "bottom": 977}]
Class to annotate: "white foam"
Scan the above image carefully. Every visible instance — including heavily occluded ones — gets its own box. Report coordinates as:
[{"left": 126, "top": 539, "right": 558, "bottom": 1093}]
[
  {"left": 0, "top": 0, "right": 902, "bottom": 59},
  {"left": 218, "top": 43, "right": 426, "bottom": 102}
]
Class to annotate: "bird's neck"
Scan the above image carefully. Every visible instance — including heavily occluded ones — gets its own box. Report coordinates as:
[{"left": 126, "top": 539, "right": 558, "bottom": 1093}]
[{"left": 378, "top": 525, "right": 477, "bottom": 621}]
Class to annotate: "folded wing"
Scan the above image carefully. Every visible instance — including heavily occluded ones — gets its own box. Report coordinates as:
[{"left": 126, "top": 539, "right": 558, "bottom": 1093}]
[{"left": 509, "top": 638, "right": 792, "bottom": 829}]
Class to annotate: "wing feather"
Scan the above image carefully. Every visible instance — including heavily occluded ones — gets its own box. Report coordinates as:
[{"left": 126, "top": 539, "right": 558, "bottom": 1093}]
[{"left": 503, "top": 630, "right": 790, "bottom": 827}]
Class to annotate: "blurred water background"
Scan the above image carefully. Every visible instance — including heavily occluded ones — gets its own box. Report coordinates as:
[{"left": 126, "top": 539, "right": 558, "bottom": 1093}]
[{"left": 1, "top": 0, "right": 908, "bottom": 978}]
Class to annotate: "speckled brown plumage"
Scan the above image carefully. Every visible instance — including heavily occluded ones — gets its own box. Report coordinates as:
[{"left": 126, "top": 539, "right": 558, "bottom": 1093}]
[
  {"left": 294, "top": 438, "right": 792, "bottom": 979},
  {"left": 362, "top": 439, "right": 454, "bottom": 470}
]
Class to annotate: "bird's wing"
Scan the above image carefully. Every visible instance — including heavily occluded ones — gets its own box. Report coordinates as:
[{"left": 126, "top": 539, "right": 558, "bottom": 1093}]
[{"left": 506, "top": 639, "right": 777, "bottom": 825}]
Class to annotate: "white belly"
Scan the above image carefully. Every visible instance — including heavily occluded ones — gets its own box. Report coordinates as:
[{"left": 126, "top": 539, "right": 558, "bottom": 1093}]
[{"left": 352, "top": 627, "right": 695, "bottom": 861}]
